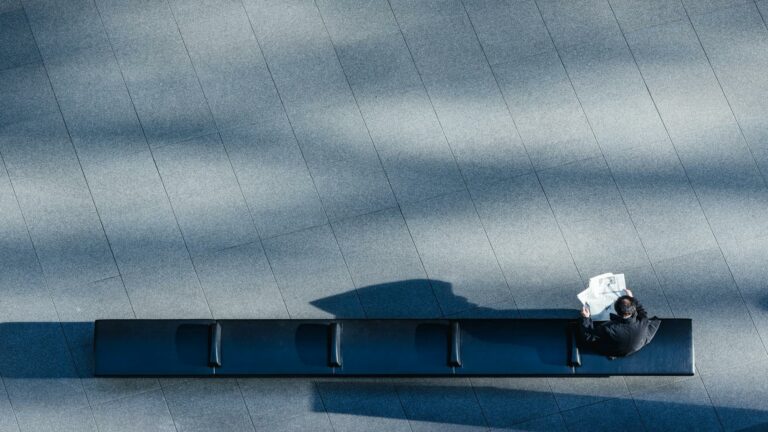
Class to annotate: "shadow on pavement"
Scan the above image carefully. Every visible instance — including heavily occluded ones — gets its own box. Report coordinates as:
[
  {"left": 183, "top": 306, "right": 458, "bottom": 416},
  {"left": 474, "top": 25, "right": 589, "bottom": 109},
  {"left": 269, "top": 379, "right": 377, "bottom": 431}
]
[
  {"left": 311, "top": 278, "right": 579, "bottom": 319},
  {"left": 0, "top": 278, "right": 580, "bottom": 379}
]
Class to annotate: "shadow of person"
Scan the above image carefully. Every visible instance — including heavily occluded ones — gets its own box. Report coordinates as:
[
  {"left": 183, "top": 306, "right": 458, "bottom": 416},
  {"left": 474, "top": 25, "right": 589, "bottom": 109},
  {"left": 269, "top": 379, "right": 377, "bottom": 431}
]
[{"left": 310, "top": 278, "right": 578, "bottom": 319}]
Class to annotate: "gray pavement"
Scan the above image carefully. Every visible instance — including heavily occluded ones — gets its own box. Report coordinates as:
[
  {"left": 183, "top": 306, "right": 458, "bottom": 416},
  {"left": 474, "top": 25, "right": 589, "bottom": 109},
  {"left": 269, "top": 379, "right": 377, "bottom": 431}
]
[{"left": 1, "top": 0, "right": 768, "bottom": 430}]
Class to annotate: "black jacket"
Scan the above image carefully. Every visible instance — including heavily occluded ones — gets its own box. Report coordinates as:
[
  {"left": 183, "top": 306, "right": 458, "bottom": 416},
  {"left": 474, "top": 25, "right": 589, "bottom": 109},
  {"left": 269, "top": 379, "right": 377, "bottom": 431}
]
[{"left": 579, "top": 300, "right": 661, "bottom": 357}]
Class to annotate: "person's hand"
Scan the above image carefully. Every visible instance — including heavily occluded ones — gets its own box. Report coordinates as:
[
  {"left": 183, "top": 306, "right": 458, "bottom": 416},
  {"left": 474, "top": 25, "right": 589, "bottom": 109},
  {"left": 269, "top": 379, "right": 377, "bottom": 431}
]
[
  {"left": 625, "top": 288, "right": 633, "bottom": 297},
  {"left": 581, "top": 304, "right": 591, "bottom": 318}
]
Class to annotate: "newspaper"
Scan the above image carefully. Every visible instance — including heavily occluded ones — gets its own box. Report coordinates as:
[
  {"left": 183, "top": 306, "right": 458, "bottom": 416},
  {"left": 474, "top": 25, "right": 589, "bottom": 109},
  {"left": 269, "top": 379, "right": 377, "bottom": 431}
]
[{"left": 577, "top": 273, "right": 627, "bottom": 321}]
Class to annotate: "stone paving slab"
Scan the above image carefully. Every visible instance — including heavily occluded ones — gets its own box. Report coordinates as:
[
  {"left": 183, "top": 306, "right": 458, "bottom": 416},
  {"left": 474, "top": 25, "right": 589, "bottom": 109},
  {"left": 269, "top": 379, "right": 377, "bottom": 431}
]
[
  {"left": 319, "top": 1, "right": 468, "bottom": 203},
  {"left": 0, "top": 64, "right": 60, "bottom": 129},
  {"left": 163, "top": 379, "right": 255, "bottom": 432},
  {"left": 263, "top": 224, "right": 363, "bottom": 318},
  {"left": 92, "top": 389, "right": 176, "bottom": 432},
  {"left": 44, "top": 44, "right": 149, "bottom": 171},
  {"left": 548, "top": 375, "right": 629, "bottom": 411},
  {"left": 111, "top": 33, "right": 217, "bottom": 148},
  {"left": 0, "top": 6, "right": 39, "bottom": 72},
  {"left": 331, "top": 207, "right": 443, "bottom": 317},
  {"left": 220, "top": 117, "right": 328, "bottom": 238},
  {"left": 492, "top": 50, "right": 602, "bottom": 170},
  {"left": 471, "top": 174, "right": 582, "bottom": 314},
  {"left": 395, "top": 378, "right": 488, "bottom": 432},
  {"left": 719, "top": 234, "right": 768, "bottom": 343},
  {"left": 95, "top": 0, "right": 179, "bottom": 44},
  {"left": 559, "top": 40, "right": 668, "bottom": 153},
  {"left": 654, "top": 248, "right": 767, "bottom": 374},
  {"left": 610, "top": 0, "right": 687, "bottom": 32},
  {"left": 84, "top": 150, "right": 189, "bottom": 275},
  {"left": 604, "top": 141, "right": 718, "bottom": 262},
  {"left": 464, "top": 0, "right": 554, "bottom": 66},
  {"left": 22, "top": 0, "right": 109, "bottom": 61},
  {"left": 2, "top": 0, "right": 768, "bottom": 430},
  {"left": 537, "top": 0, "right": 625, "bottom": 52},
  {"left": 194, "top": 242, "right": 289, "bottom": 319},
  {"left": 400, "top": 190, "right": 513, "bottom": 314},
  {"left": 120, "top": 253, "right": 210, "bottom": 319},
  {"left": 470, "top": 377, "right": 559, "bottom": 427},
  {"left": 560, "top": 396, "right": 643, "bottom": 432},
  {"left": 701, "top": 357, "right": 768, "bottom": 431},
  {"left": 633, "top": 376, "right": 722, "bottom": 432},
  {"left": 317, "top": 380, "right": 412, "bottom": 432},
  {"left": 237, "top": 378, "right": 332, "bottom": 431},
  {"left": 153, "top": 134, "right": 258, "bottom": 257},
  {"left": 392, "top": 0, "right": 533, "bottom": 188}
]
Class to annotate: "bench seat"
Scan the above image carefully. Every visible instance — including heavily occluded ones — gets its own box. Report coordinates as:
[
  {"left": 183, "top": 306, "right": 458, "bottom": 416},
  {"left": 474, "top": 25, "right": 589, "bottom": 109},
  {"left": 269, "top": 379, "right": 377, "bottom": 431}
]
[{"left": 94, "top": 318, "right": 694, "bottom": 377}]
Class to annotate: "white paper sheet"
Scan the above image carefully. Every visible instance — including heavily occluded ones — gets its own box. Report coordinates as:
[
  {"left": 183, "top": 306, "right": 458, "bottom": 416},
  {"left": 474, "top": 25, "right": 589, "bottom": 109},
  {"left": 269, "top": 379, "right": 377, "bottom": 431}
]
[{"left": 577, "top": 273, "right": 627, "bottom": 321}]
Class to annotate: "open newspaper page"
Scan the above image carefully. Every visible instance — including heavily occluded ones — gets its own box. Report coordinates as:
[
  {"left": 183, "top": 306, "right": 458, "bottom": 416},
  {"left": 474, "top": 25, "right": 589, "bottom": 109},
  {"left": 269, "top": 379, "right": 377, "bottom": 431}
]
[{"left": 577, "top": 273, "right": 627, "bottom": 321}]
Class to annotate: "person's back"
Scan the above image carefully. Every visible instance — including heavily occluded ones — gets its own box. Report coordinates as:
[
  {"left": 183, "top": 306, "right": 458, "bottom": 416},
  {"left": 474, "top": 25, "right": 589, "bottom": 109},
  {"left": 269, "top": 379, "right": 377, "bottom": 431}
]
[{"left": 579, "top": 290, "right": 661, "bottom": 357}]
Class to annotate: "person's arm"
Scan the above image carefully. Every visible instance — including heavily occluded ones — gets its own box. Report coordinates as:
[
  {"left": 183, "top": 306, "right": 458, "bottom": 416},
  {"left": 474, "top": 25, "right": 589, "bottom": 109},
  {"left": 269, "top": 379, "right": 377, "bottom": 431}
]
[
  {"left": 579, "top": 305, "right": 601, "bottom": 343},
  {"left": 634, "top": 299, "right": 648, "bottom": 320},
  {"left": 580, "top": 318, "right": 600, "bottom": 343},
  {"left": 645, "top": 318, "right": 661, "bottom": 344},
  {"left": 625, "top": 288, "right": 648, "bottom": 319}
]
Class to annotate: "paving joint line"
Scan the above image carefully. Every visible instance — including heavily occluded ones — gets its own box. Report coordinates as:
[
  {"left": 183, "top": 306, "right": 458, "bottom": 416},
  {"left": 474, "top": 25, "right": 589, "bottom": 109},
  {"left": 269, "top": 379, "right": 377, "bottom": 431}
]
[
  {"left": 444, "top": 0, "right": 529, "bottom": 315},
  {"left": 238, "top": 0, "right": 370, "bottom": 322},
  {"left": 683, "top": 4, "right": 768, "bottom": 360},
  {"left": 312, "top": 381, "right": 339, "bottom": 432},
  {"left": 234, "top": 379, "right": 260, "bottom": 432},
  {"left": 21, "top": 2, "right": 137, "bottom": 326},
  {"left": 528, "top": 5, "right": 682, "bottom": 428},
  {"left": 686, "top": 4, "right": 768, "bottom": 190},
  {"left": 157, "top": 383, "right": 181, "bottom": 432},
  {"left": 0, "top": 376, "right": 21, "bottom": 431},
  {"left": 756, "top": 0, "right": 768, "bottom": 29},
  {"left": 10, "top": 4, "right": 143, "bottom": 429},
  {"left": 677, "top": 5, "right": 768, "bottom": 428},
  {"left": 391, "top": 383, "right": 418, "bottom": 432},
  {"left": 212, "top": 144, "right": 625, "bottom": 268},
  {"left": 609, "top": 3, "right": 754, "bottom": 430},
  {"left": 532, "top": 0, "right": 666, "bottom": 310},
  {"left": 160, "top": 0, "right": 249, "bottom": 322},
  {"left": 385, "top": 0, "right": 526, "bottom": 315},
  {"left": 680, "top": 1, "right": 768, "bottom": 359},
  {"left": 464, "top": 378, "right": 493, "bottom": 430},
  {"left": 0, "top": 155, "right": 27, "bottom": 432},
  {"left": 218, "top": 133, "right": 293, "bottom": 320},
  {"left": 603, "top": 0, "right": 705, "bottom": 325},
  {"left": 91, "top": 0, "right": 218, "bottom": 325},
  {"left": 459, "top": 0, "right": 588, "bottom": 291},
  {"left": 0, "top": 152, "right": 96, "bottom": 429},
  {"left": 313, "top": 0, "right": 437, "bottom": 320},
  {"left": 394, "top": 203, "right": 448, "bottom": 318},
  {"left": 316, "top": 0, "right": 455, "bottom": 317}
]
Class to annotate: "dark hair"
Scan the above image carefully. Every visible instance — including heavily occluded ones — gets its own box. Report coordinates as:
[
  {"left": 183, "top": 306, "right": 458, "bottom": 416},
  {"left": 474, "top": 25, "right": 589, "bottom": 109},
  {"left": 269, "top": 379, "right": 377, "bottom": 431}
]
[{"left": 614, "top": 296, "right": 636, "bottom": 317}]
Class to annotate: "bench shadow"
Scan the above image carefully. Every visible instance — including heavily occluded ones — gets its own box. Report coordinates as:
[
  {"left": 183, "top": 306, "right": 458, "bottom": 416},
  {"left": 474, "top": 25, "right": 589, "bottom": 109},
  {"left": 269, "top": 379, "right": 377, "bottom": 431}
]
[
  {"left": 0, "top": 279, "right": 579, "bottom": 379},
  {"left": 310, "top": 278, "right": 579, "bottom": 319},
  {"left": 308, "top": 379, "right": 766, "bottom": 431}
]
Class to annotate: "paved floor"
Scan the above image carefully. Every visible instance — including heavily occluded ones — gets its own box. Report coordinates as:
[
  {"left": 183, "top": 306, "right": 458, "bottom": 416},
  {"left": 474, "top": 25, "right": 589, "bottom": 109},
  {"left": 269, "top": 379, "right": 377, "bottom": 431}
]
[{"left": 1, "top": 0, "right": 768, "bottom": 430}]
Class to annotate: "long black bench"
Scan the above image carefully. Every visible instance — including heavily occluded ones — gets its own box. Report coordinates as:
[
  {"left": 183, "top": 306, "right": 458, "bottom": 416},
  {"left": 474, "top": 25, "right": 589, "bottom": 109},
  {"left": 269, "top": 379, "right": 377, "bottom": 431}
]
[{"left": 94, "top": 319, "right": 694, "bottom": 377}]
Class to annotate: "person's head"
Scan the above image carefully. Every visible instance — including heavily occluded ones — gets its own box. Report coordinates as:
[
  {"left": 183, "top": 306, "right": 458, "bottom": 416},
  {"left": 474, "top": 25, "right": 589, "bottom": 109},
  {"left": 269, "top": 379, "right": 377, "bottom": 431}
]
[{"left": 614, "top": 295, "right": 636, "bottom": 318}]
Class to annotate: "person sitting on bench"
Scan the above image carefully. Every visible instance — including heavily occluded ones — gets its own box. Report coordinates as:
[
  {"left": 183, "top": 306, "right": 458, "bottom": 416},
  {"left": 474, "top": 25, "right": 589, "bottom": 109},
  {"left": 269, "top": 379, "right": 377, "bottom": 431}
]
[{"left": 579, "top": 289, "right": 661, "bottom": 357}]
